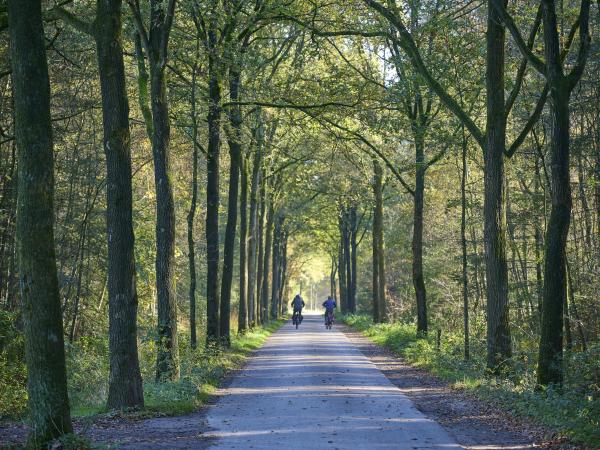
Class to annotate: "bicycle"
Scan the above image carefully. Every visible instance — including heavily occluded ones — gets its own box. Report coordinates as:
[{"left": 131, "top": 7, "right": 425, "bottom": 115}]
[
  {"left": 292, "top": 310, "right": 303, "bottom": 329},
  {"left": 325, "top": 310, "right": 334, "bottom": 329}
]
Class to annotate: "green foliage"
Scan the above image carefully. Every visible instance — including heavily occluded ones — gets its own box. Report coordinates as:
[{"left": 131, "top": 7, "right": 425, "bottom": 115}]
[
  {"left": 0, "top": 311, "right": 27, "bottom": 419},
  {"left": 343, "top": 314, "right": 600, "bottom": 447},
  {"left": 0, "top": 318, "right": 284, "bottom": 423}
]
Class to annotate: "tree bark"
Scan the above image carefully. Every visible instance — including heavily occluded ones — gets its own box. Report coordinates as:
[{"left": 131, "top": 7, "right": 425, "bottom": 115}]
[
  {"left": 372, "top": 160, "right": 387, "bottom": 323},
  {"left": 238, "top": 153, "right": 248, "bottom": 333},
  {"left": 187, "top": 47, "right": 199, "bottom": 350},
  {"left": 350, "top": 207, "right": 358, "bottom": 313},
  {"left": 150, "top": 63, "right": 179, "bottom": 380},
  {"left": 484, "top": 0, "right": 512, "bottom": 371},
  {"left": 412, "top": 133, "right": 427, "bottom": 335},
  {"left": 460, "top": 128, "right": 470, "bottom": 360},
  {"left": 247, "top": 145, "right": 262, "bottom": 327},
  {"left": 261, "top": 200, "right": 274, "bottom": 322},
  {"left": 338, "top": 241, "right": 347, "bottom": 314},
  {"left": 343, "top": 210, "right": 352, "bottom": 314},
  {"left": 270, "top": 215, "right": 281, "bottom": 319},
  {"left": 220, "top": 68, "right": 243, "bottom": 346},
  {"left": 8, "top": 0, "right": 73, "bottom": 442},
  {"left": 256, "top": 180, "right": 266, "bottom": 325},
  {"left": 205, "top": 15, "right": 221, "bottom": 343},
  {"left": 372, "top": 159, "right": 382, "bottom": 322},
  {"left": 536, "top": 0, "right": 590, "bottom": 387}
]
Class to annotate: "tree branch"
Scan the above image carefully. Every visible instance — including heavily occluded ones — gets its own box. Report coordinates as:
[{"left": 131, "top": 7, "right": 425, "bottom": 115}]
[
  {"left": 50, "top": 5, "right": 95, "bottom": 36},
  {"left": 364, "top": 0, "right": 486, "bottom": 149},
  {"left": 489, "top": 0, "right": 546, "bottom": 75}
]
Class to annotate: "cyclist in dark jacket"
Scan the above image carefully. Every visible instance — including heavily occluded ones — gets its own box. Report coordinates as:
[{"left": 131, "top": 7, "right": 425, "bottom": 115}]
[
  {"left": 291, "top": 294, "right": 305, "bottom": 323},
  {"left": 322, "top": 296, "right": 336, "bottom": 322}
]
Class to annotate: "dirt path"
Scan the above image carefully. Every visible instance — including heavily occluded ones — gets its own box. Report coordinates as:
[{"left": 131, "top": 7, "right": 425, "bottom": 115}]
[{"left": 1, "top": 315, "right": 582, "bottom": 449}]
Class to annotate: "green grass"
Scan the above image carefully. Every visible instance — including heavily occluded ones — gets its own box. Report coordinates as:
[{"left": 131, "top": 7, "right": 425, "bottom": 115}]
[
  {"left": 342, "top": 314, "right": 600, "bottom": 448},
  {"left": 0, "top": 319, "right": 285, "bottom": 424}
]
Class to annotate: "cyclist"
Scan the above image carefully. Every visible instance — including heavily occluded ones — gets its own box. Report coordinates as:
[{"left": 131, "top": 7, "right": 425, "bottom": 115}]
[
  {"left": 291, "top": 294, "right": 305, "bottom": 324},
  {"left": 322, "top": 295, "right": 336, "bottom": 325}
]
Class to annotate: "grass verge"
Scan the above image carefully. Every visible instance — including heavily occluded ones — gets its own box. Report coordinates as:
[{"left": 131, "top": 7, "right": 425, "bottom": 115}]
[
  {"left": 342, "top": 314, "right": 600, "bottom": 448},
  {"left": 68, "top": 319, "right": 286, "bottom": 419}
]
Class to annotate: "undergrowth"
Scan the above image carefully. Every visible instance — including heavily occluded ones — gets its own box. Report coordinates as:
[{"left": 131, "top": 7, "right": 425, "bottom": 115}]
[
  {"left": 1, "top": 318, "right": 284, "bottom": 422},
  {"left": 342, "top": 314, "right": 600, "bottom": 447}
]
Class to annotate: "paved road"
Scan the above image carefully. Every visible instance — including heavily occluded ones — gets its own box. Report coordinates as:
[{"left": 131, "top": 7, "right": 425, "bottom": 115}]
[{"left": 204, "top": 314, "right": 461, "bottom": 449}]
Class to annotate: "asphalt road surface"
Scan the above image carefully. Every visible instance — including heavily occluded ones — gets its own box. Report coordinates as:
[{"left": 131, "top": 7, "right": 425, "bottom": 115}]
[{"left": 204, "top": 314, "right": 461, "bottom": 449}]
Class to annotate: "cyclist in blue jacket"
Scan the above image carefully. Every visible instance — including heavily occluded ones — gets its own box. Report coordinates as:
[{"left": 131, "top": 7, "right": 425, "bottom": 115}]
[{"left": 322, "top": 296, "right": 336, "bottom": 323}]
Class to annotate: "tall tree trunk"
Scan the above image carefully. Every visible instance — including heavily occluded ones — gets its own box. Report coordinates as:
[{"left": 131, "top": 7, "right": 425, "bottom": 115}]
[
  {"left": 537, "top": 0, "right": 590, "bottom": 387},
  {"left": 534, "top": 156, "right": 544, "bottom": 318},
  {"left": 187, "top": 55, "right": 199, "bottom": 350},
  {"left": 260, "top": 197, "right": 275, "bottom": 323},
  {"left": 372, "top": 159, "right": 386, "bottom": 322},
  {"left": 220, "top": 69, "right": 243, "bottom": 346},
  {"left": 247, "top": 146, "right": 262, "bottom": 327},
  {"left": 538, "top": 86, "right": 571, "bottom": 387},
  {"left": 205, "top": 18, "right": 221, "bottom": 343},
  {"left": 238, "top": 154, "right": 249, "bottom": 333},
  {"left": 343, "top": 211, "right": 352, "bottom": 314},
  {"left": 461, "top": 129, "right": 470, "bottom": 360},
  {"left": 413, "top": 134, "right": 427, "bottom": 335},
  {"left": 270, "top": 215, "right": 281, "bottom": 319},
  {"left": 261, "top": 201, "right": 274, "bottom": 322},
  {"left": 8, "top": 0, "right": 73, "bottom": 442},
  {"left": 372, "top": 159, "right": 382, "bottom": 323},
  {"left": 338, "top": 241, "right": 347, "bottom": 313},
  {"left": 279, "top": 231, "right": 288, "bottom": 315},
  {"left": 350, "top": 207, "right": 358, "bottom": 313},
  {"left": 150, "top": 64, "right": 179, "bottom": 381},
  {"left": 484, "top": 0, "right": 512, "bottom": 371},
  {"left": 256, "top": 180, "right": 266, "bottom": 325}
]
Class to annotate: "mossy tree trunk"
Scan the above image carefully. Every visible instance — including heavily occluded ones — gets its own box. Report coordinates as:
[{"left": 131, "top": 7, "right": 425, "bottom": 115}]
[
  {"left": 484, "top": 1, "right": 512, "bottom": 371},
  {"left": 8, "top": 0, "right": 73, "bottom": 443},
  {"left": 96, "top": 0, "right": 144, "bottom": 408},
  {"left": 129, "top": 0, "right": 179, "bottom": 381}
]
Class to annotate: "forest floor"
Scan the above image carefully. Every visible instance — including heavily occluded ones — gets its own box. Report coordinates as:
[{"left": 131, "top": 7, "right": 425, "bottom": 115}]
[{"left": 0, "top": 315, "right": 591, "bottom": 449}]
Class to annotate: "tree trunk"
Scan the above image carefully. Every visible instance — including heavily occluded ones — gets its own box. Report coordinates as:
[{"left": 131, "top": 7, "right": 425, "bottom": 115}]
[
  {"left": 373, "top": 160, "right": 386, "bottom": 323},
  {"left": 536, "top": 0, "right": 589, "bottom": 386},
  {"left": 343, "top": 212, "right": 352, "bottom": 314},
  {"left": 238, "top": 154, "right": 248, "bottom": 333},
  {"left": 247, "top": 146, "right": 262, "bottom": 327},
  {"left": 372, "top": 159, "right": 383, "bottom": 322},
  {"left": 205, "top": 20, "right": 221, "bottom": 343},
  {"left": 350, "top": 207, "right": 358, "bottom": 313},
  {"left": 270, "top": 215, "right": 281, "bottom": 319},
  {"left": 220, "top": 69, "right": 243, "bottom": 347},
  {"left": 534, "top": 156, "right": 544, "bottom": 318},
  {"left": 461, "top": 129, "right": 470, "bottom": 360},
  {"left": 538, "top": 88, "right": 571, "bottom": 387},
  {"left": 279, "top": 231, "right": 288, "bottom": 315},
  {"left": 413, "top": 134, "right": 427, "bottom": 335},
  {"left": 484, "top": 0, "right": 512, "bottom": 371},
  {"left": 261, "top": 201, "right": 274, "bottom": 322},
  {"left": 338, "top": 241, "right": 347, "bottom": 314},
  {"left": 150, "top": 64, "right": 179, "bottom": 381},
  {"left": 256, "top": 180, "right": 266, "bottom": 326},
  {"left": 8, "top": 0, "right": 73, "bottom": 442},
  {"left": 187, "top": 51, "right": 199, "bottom": 350}
]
